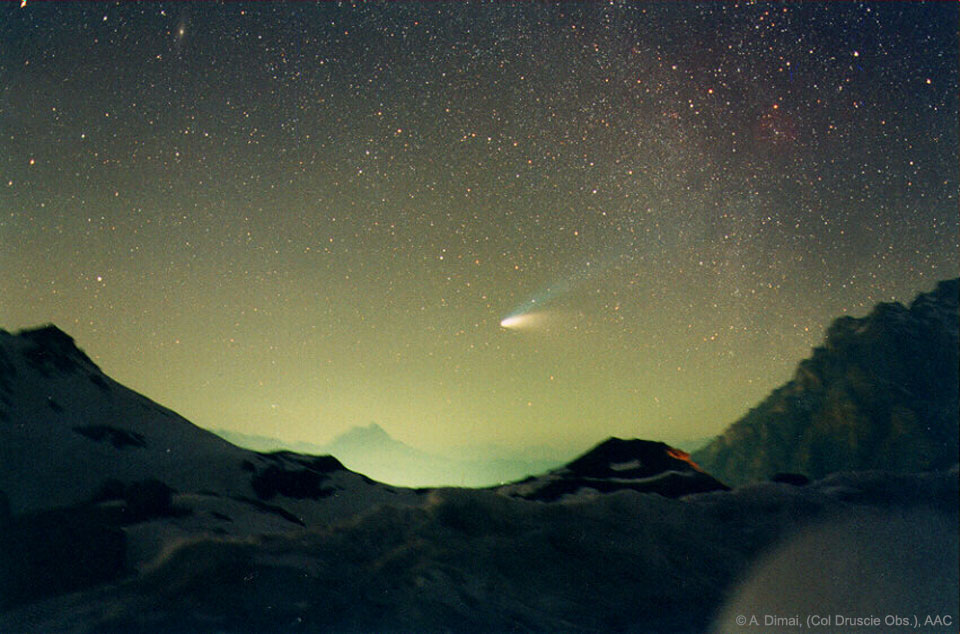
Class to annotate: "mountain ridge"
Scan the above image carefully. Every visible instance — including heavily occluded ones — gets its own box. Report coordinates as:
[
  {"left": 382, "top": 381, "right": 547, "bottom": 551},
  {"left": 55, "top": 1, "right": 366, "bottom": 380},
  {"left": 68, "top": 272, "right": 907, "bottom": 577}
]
[
  {"left": 694, "top": 278, "right": 959, "bottom": 486},
  {"left": 214, "top": 423, "right": 570, "bottom": 488}
]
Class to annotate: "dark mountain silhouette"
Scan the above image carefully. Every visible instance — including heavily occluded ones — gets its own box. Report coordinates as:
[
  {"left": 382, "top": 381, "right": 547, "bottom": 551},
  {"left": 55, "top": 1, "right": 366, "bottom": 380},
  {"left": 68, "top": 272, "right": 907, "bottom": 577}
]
[
  {"left": 694, "top": 279, "right": 959, "bottom": 486},
  {"left": 498, "top": 437, "right": 728, "bottom": 501}
]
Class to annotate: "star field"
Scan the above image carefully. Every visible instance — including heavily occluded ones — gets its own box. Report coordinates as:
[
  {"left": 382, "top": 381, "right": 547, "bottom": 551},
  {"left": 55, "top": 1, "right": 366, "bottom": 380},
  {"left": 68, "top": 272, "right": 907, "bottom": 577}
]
[{"left": 1, "top": 2, "right": 957, "bottom": 454}]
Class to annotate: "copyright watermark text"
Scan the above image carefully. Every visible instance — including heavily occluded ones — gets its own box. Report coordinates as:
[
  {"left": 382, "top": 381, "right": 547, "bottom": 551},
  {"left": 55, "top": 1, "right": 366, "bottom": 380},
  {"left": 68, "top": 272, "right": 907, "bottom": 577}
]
[{"left": 733, "top": 613, "right": 953, "bottom": 629}]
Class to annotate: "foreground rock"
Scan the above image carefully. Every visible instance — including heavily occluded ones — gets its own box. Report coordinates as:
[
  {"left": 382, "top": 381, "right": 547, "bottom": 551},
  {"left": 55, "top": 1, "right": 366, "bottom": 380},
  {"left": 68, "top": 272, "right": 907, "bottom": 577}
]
[{"left": 3, "top": 467, "right": 956, "bottom": 633}]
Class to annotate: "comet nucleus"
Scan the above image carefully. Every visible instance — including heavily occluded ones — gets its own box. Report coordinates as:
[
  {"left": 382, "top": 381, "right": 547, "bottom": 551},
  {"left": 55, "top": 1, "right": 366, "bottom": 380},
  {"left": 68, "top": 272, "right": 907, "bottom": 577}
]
[{"left": 500, "top": 315, "right": 525, "bottom": 329}]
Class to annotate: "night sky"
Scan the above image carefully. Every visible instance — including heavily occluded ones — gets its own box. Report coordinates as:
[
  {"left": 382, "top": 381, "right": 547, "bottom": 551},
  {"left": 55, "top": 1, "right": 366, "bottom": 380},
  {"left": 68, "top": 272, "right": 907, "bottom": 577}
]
[{"left": 1, "top": 2, "right": 957, "bottom": 455}]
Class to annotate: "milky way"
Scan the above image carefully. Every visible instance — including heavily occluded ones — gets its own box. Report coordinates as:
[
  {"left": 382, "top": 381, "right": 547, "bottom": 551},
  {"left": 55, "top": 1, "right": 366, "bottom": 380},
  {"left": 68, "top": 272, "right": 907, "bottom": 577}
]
[{"left": 1, "top": 2, "right": 956, "bottom": 453}]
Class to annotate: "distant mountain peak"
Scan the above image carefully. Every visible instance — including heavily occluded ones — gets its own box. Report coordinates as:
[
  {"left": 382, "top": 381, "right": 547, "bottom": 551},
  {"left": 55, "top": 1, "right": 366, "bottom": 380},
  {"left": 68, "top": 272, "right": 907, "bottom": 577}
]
[
  {"left": 328, "top": 422, "right": 406, "bottom": 452},
  {"left": 359, "top": 422, "right": 389, "bottom": 436}
]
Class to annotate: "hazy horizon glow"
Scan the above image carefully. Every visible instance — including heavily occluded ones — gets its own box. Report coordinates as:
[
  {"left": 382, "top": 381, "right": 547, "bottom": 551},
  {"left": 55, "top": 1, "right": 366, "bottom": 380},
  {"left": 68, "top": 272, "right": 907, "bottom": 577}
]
[{"left": 1, "top": 2, "right": 957, "bottom": 454}]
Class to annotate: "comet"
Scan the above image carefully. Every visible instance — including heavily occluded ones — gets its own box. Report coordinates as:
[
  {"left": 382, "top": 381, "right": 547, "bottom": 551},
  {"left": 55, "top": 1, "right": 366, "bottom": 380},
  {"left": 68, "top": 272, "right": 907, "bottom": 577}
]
[
  {"left": 499, "top": 312, "right": 544, "bottom": 330},
  {"left": 499, "top": 255, "right": 625, "bottom": 331},
  {"left": 500, "top": 314, "right": 528, "bottom": 329}
]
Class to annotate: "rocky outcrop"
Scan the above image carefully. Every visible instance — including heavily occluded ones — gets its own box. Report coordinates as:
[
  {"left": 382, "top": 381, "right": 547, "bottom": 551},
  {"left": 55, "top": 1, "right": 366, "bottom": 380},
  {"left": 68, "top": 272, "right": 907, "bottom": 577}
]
[
  {"left": 499, "top": 437, "right": 729, "bottom": 501},
  {"left": 694, "top": 279, "right": 959, "bottom": 486}
]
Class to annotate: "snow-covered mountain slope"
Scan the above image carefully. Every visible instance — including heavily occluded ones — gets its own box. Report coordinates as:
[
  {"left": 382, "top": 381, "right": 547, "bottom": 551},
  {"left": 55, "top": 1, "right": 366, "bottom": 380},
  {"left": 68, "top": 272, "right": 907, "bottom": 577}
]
[
  {"left": 0, "top": 325, "right": 255, "bottom": 514},
  {"left": 497, "top": 437, "right": 729, "bottom": 501},
  {"left": 0, "top": 326, "right": 424, "bottom": 574}
]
